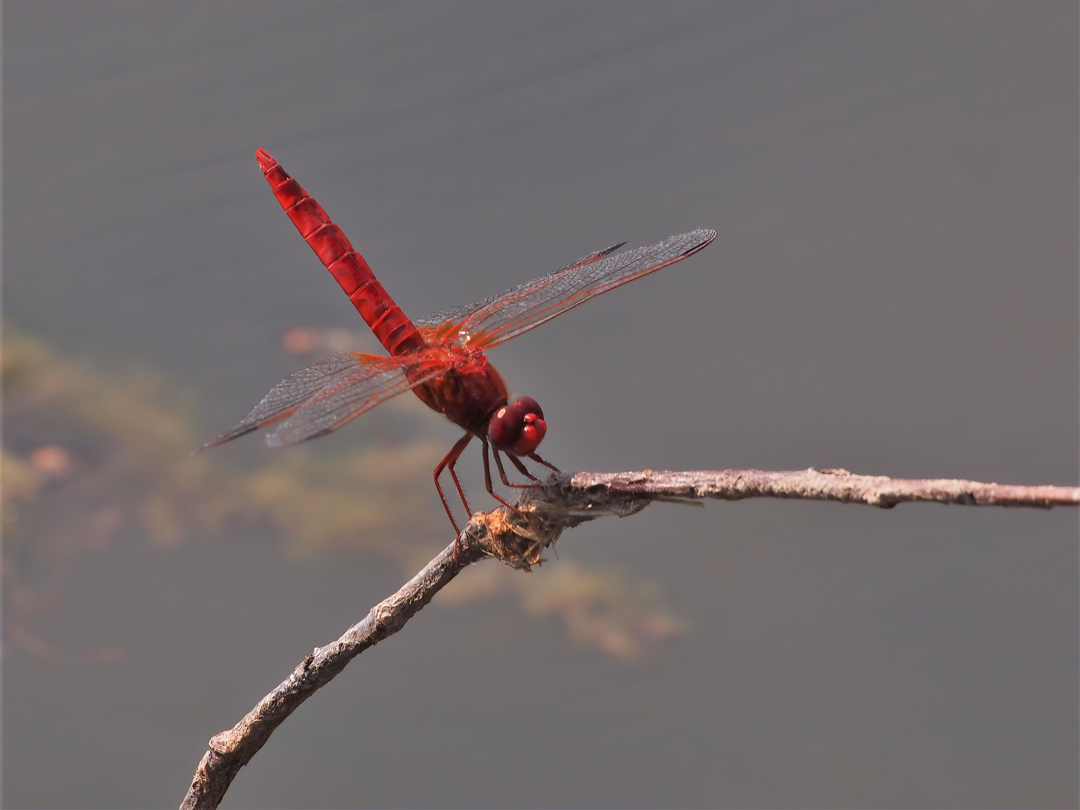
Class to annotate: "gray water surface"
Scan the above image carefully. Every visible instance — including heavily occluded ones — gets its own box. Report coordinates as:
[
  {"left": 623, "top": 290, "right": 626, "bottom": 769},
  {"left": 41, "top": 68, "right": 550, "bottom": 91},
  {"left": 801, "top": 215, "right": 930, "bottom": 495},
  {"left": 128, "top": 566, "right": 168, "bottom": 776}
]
[{"left": 4, "top": 2, "right": 1077, "bottom": 807}]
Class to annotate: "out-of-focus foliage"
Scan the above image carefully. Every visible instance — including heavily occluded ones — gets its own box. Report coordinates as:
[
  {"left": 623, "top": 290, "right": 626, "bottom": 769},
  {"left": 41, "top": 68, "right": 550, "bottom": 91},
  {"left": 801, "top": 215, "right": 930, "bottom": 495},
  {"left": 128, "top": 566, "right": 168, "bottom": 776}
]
[{"left": 2, "top": 327, "right": 680, "bottom": 660}]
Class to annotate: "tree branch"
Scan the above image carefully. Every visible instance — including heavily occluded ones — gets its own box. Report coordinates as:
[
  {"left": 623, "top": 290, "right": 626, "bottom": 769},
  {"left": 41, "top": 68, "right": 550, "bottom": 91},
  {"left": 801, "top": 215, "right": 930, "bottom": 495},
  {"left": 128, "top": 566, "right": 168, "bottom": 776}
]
[
  {"left": 561, "top": 467, "right": 1080, "bottom": 509},
  {"left": 180, "top": 468, "right": 1078, "bottom": 808}
]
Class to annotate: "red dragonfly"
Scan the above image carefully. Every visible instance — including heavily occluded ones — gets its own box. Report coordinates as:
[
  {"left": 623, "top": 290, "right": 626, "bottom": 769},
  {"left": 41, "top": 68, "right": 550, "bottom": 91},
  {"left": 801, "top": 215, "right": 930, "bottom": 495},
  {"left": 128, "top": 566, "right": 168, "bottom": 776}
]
[{"left": 200, "top": 149, "right": 715, "bottom": 551}]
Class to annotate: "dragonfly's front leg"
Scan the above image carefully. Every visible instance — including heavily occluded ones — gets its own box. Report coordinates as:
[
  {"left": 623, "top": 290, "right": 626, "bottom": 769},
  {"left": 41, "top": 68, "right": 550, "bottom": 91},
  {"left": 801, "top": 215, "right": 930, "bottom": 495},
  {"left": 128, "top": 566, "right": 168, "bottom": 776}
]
[
  {"left": 481, "top": 440, "right": 532, "bottom": 518},
  {"left": 527, "top": 451, "right": 560, "bottom": 474},
  {"left": 493, "top": 447, "right": 540, "bottom": 488}
]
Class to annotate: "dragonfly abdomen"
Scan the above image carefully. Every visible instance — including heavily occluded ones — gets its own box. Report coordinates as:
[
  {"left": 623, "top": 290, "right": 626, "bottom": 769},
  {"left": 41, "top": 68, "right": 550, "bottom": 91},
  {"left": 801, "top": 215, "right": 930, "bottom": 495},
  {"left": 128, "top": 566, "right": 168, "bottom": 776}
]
[{"left": 256, "top": 149, "right": 426, "bottom": 357}]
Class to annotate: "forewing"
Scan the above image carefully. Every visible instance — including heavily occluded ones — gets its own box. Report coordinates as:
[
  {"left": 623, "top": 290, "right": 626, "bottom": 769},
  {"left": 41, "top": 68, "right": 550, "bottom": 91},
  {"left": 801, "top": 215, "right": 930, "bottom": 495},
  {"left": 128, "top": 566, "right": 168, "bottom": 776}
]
[
  {"left": 415, "top": 241, "right": 627, "bottom": 341},
  {"left": 265, "top": 350, "right": 452, "bottom": 447},
  {"left": 196, "top": 351, "right": 449, "bottom": 451},
  {"left": 424, "top": 229, "right": 716, "bottom": 349}
]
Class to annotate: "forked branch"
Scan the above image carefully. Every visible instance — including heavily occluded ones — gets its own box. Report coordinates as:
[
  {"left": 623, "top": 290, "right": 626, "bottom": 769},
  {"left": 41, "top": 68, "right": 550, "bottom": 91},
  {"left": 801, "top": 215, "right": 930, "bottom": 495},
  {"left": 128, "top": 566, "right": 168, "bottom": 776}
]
[{"left": 180, "top": 467, "right": 1078, "bottom": 809}]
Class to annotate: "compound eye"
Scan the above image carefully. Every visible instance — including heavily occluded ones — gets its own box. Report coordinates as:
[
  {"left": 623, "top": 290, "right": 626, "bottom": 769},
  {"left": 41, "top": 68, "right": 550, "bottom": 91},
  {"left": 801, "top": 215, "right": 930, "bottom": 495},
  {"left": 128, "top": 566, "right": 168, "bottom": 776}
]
[{"left": 488, "top": 396, "right": 547, "bottom": 456}]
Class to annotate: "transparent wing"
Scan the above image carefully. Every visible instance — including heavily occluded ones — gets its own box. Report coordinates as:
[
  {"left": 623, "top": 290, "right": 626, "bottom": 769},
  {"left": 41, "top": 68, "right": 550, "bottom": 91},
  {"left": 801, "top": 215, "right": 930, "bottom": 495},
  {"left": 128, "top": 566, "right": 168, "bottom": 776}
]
[
  {"left": 266, "top": 350, "right": 452, "bottom": 447},
  {"left": 416, "top": 241, "right": 626, "bottom": 331},
  {"left": 417, "top": 229, "right": 715, "bottom": 349},
  {"left": 196, "top": 350, "right": 451, "bottom": 451}
]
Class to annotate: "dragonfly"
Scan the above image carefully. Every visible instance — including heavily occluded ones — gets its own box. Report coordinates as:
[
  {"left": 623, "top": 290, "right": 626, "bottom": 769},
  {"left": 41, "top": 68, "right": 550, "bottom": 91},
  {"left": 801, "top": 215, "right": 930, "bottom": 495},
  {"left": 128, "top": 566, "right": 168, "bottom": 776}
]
[{"left": 199, "top": 149, "right": 715, "bottom": 556}]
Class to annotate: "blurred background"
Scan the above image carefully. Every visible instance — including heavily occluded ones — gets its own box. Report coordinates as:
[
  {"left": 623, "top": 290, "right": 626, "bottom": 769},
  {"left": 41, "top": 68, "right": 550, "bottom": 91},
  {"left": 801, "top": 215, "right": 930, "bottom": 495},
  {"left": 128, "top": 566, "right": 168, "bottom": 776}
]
[{"left": 3, "top": 2, "right": 1076, "bottom": 807}]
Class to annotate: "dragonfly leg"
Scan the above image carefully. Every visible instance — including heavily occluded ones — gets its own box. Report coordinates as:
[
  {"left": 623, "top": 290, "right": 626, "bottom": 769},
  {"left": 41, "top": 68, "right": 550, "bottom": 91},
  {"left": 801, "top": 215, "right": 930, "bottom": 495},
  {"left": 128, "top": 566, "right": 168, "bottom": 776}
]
[
  {"left": 506, "top": 451, "right": 541, "bottom": 485},
  {"left": 492, "top": 447, "right": 515, "bottom": 487},
  {"left": 492, "top": 447, "right": 537, "bottom": 488},
  {"left": 527, "top": 451, "right": 560, "bottom": 474},
  {"left": 434, "top": 432, "right": 473, "bottom": 563},
  {"left": 482, "top": 440, "right": 530, "bottom": 520}
]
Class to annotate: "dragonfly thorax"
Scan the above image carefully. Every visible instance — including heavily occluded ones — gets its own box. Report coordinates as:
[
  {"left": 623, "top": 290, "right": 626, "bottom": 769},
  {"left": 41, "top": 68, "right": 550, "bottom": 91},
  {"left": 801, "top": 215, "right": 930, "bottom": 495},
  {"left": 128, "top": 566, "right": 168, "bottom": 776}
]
[{"left": 488, "top": 396, "right": 546, "bottom": 456}]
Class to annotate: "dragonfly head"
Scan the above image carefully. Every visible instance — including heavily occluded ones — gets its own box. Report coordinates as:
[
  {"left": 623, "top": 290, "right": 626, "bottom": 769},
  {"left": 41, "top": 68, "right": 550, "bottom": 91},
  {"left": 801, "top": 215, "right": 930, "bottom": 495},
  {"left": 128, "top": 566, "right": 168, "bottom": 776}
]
[{"left": 488, "top": 396, "right": 546, "bottom": 456}]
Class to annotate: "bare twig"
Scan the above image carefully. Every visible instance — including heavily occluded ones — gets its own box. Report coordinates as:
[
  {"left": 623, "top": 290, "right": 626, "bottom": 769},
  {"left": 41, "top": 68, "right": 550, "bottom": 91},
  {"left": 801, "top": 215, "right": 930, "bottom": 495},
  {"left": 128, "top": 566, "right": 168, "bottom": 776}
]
[
  {"left": 561, "top": 467, "right": 1080, "bottom": 508},
  {"left": 180, "top": 468, "right": 1078, "bottom": 809},
  {"left": 179, "top": 537, "right": 485, "bottom": 810}
]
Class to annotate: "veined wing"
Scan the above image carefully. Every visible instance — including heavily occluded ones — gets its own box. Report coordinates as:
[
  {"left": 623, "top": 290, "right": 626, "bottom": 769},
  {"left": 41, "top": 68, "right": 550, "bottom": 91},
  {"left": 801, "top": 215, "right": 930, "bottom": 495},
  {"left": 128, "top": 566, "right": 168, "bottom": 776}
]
[
  {"left": 420, "top": 229, "right": 716, "bottom": 349},
  {"left": 415, "top": 241, "right": 626, "bottom": 342},
  {"left": 196, "top": 349, "right": 452, "bottom": 451},
  {"left": 266, "top": 349, "right": 452, "bottom": 447}
]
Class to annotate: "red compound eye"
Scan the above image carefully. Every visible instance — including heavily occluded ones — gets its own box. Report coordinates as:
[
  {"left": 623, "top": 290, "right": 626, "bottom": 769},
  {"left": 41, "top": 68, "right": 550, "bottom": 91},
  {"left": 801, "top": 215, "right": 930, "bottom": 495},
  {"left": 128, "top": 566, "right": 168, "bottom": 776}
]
[{"left": 488, "top": 396, "right": 547, "bottom": 455}]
